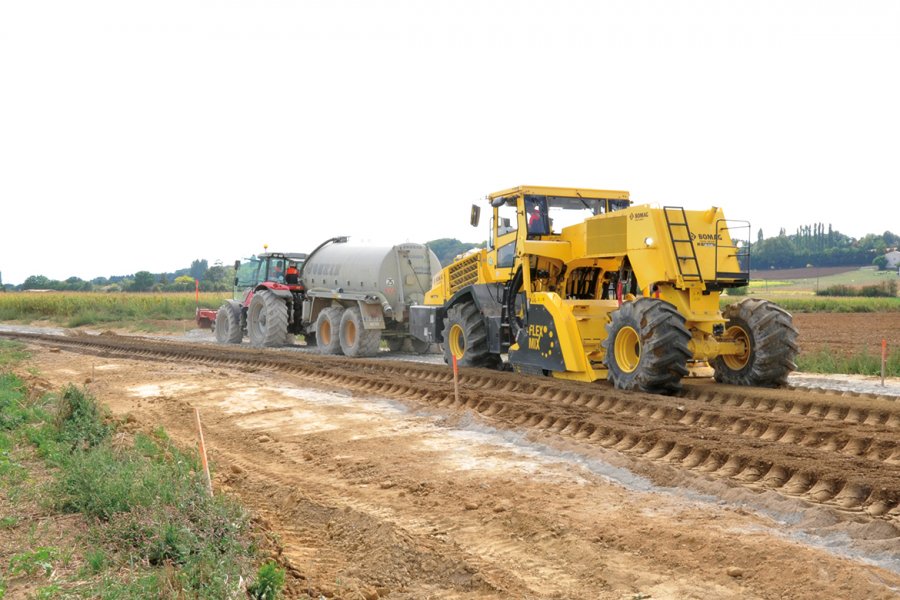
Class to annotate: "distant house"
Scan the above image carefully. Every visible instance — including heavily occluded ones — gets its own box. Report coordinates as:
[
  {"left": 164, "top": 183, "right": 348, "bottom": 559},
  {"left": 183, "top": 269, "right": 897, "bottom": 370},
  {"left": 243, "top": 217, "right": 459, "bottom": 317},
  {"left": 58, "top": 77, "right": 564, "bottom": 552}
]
[{"left": 886, "top": 250, "right": 900, "bottom": 269}]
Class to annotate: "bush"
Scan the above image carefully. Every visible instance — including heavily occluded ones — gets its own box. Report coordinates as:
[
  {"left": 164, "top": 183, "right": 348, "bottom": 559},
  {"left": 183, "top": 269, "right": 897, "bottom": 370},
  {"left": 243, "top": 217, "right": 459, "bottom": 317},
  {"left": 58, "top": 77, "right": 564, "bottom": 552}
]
[
  {"left": 54, "top": 385, "right": 111, "bottom": 451},
  {"left": 817, "top": 279, "right": 897, "bottom": 298}
]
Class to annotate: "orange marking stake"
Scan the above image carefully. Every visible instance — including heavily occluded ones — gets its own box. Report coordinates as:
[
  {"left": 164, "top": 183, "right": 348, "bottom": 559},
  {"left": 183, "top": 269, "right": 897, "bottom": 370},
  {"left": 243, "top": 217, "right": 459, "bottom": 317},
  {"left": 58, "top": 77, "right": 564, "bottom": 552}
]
[
  {"left": 453, "top": 354, "right": 460, "bottom": 404},
  {"left": 194, "top": 407, "right": 213, "bottom": 496}
]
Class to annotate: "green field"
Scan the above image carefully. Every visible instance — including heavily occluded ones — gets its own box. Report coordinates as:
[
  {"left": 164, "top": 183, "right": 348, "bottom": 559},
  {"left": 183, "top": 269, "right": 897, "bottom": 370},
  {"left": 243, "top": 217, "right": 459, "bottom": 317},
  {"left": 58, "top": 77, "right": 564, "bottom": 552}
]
[
  {"left": 0, "top": 292, "right": 232, "bottom": 331},
  {"left": 729, "top": 267, "right": 900, "bottom": 312}
]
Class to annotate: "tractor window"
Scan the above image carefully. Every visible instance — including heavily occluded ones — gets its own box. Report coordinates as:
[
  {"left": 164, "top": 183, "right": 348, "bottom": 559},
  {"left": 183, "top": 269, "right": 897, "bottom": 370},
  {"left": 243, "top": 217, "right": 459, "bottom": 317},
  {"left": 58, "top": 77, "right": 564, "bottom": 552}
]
[
  {"left": 608, "top": 199, "right": 630, "bottom": 212},
  {"left": 270, "top": 259, "right": 286, "bottom": 283},
  {"left": 236, "top": 257, "right": 262, "bottom": 287},
  {"left": 544, "top": 196, "right": 630, "bottom": 232}
]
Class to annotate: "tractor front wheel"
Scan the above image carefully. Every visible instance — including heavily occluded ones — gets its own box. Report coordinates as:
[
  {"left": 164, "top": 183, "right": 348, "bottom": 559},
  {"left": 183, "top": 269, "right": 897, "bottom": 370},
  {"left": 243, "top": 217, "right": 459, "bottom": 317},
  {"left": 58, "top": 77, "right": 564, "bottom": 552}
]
[
  {"left": 602, "top": 298, "right": 691, "bottom": 395},
  {"left": 248, "top": 290, "right": 289, "bottom": 347},
  {"left": 214, "top": 301, "right": 243, "bottom": 344},
  {"left": 711, "top": 298, "right": 798, "bottom": 387}
]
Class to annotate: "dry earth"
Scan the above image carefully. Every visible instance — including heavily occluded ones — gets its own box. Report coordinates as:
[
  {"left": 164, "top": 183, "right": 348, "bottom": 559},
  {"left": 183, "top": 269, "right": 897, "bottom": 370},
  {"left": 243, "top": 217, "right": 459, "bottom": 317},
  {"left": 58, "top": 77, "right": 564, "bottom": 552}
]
[{"left": 2, "top": 330, "right": 899, "bottom": 600}]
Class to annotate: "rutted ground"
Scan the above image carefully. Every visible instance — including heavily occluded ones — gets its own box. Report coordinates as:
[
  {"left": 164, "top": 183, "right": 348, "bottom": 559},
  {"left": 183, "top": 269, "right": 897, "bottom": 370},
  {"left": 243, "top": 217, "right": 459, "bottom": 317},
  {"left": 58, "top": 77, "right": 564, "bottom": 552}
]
[{"left": 7, "top": 331, "right": 899, "bottom": 600}]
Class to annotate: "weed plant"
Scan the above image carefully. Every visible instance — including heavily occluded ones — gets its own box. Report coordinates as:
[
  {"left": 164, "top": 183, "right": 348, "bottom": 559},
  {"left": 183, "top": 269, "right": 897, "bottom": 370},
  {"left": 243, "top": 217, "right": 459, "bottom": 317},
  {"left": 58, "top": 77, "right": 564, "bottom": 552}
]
[
  {"left": 0, "top": 343, "right": 284, "bottom": 599},
  {"left": 797, "top": 347, "right": 900, "bottom": 377}
]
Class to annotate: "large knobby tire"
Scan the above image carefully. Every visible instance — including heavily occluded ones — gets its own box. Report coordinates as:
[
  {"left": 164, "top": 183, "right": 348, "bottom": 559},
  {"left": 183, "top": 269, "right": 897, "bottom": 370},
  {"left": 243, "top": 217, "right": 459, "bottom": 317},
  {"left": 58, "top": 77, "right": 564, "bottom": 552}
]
[
  {"left": 214, "top": 302, "right": 243, "bottom": 344},
  {"left": 316, "top": 307, "right": 344, "bottom": 355},
  {"left": 339, "top": 306, "right": 382, "bottom": 357},
  {"left": 247, "top": 290, "right": 289, "bottom": 347},
  {"left": 602, "top": 298, "right": 691, "bottom": 395},
  {"left": 711, "top": 298, "right": 799, "bottom": 387},
  {"left": 441, "top": 302, "right": 500, "bottom": 368}
]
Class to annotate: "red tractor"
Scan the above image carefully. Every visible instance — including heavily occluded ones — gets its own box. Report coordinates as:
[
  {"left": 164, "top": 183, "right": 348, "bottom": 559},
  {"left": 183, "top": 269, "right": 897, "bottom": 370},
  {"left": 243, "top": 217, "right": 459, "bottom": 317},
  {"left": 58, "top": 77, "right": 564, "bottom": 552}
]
[{"left": 212, "top": 251, "right": 311, "bottom": 347}]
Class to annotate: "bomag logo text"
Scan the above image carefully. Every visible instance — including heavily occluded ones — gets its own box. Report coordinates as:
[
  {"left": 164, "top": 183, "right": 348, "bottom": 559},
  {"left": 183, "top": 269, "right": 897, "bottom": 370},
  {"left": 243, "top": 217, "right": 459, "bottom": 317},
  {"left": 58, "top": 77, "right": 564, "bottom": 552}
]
[
  {"left": 629, "top": 211, "right": 650, "bottom": 220},
  {"left": 689, "top": 233, "right": 722, "bottom": 241}
]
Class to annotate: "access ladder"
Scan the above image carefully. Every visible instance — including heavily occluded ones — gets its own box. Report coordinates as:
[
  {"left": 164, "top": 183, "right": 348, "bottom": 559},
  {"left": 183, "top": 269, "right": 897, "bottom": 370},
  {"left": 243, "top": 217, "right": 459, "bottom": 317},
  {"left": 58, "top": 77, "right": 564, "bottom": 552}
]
[{"left": 663, "top": 206, "right": 703, "bottom": 283}]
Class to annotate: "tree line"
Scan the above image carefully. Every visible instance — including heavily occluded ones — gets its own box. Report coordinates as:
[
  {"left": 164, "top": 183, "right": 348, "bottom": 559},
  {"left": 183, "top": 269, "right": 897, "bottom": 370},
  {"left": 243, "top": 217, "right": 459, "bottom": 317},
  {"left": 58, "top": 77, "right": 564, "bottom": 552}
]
[
  {"left": 751, "top": 225, "right": 897, "bottom": 270},
  {"left": 3, "top": 259, "right": 235, "bottom": 292}
]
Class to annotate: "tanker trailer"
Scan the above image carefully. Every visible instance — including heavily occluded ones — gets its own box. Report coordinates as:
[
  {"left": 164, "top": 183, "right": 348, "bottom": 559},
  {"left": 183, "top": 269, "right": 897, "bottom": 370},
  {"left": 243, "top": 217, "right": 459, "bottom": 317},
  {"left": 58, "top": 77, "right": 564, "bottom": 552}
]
[{"left": 300, "top": 238, "right": 441, "bottom": 357}]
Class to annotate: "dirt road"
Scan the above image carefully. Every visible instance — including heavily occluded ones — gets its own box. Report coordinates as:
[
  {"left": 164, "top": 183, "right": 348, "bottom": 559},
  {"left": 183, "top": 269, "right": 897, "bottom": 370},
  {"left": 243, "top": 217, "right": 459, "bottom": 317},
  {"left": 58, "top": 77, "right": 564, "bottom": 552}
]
[{"left": 6, "top": 331, "right": 900, "bottom": 599}]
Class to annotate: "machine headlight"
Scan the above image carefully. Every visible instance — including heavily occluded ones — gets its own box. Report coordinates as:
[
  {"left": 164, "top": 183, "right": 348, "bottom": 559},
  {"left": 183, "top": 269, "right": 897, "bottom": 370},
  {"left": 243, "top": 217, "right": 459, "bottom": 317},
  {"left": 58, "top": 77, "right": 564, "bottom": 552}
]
[{"left": 644, "top": 237, "right": 654, "bottom": 247}]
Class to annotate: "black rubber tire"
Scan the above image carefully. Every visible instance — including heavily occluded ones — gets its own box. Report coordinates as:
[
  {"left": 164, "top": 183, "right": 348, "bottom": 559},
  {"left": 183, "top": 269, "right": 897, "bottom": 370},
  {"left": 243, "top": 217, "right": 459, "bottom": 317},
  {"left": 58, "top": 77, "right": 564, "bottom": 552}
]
[
  {"left": 247, "top": 290, "right": 290, "bottom": 347},
  {"left": 711, "top": 298, "right": 799, "bottom": 387},
  {"left": 385, "top": 338, "right": 405, "bottom": 352},
  {"left": 339, "top": 306, "right": 382, "bottom": 357},
  {"left": 214, "top": 301, "right": 243, "bottom": 344},
  {"left": 441, "top": 302, "right": 501, "bottom": 368},
  {"left": 315, "top": 307, "right": 344, "bottom": 355},
  {"left": 602, "top": 297, "right": 691, "bottom": 395},
  {"left": 409, "top": 337, "right": 431, "bottom": 355}
]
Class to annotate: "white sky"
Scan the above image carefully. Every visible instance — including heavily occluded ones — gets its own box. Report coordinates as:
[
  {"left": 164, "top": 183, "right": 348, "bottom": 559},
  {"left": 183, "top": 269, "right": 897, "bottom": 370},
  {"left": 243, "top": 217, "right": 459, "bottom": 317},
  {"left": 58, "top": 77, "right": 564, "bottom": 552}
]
[{"left": 1, "top": 0, "right": 898, "bottom": 285}]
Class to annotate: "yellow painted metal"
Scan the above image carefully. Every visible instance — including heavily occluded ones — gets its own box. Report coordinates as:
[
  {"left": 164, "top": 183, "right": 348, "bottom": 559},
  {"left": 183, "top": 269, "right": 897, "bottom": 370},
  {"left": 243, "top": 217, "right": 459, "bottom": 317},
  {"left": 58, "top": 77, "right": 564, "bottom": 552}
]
[
  {"left": 721, "top": 325, "right": 751, "bottom": 369},
  {"left": 614, "top": 326, "right": 641, "bottom": 373},
  {"left": 421, "top": 185, "right": 751, "bottom": 382},
  {"left": 448, "top": 323, "right": 465, "bottom": 359}
]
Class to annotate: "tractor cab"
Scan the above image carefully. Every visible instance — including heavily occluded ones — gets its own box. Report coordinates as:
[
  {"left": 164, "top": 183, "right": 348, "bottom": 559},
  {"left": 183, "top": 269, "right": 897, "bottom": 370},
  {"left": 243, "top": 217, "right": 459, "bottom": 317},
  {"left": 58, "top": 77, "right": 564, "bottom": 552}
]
[{"left": 233, "top": 252, "right": 307, "bottom": 299}]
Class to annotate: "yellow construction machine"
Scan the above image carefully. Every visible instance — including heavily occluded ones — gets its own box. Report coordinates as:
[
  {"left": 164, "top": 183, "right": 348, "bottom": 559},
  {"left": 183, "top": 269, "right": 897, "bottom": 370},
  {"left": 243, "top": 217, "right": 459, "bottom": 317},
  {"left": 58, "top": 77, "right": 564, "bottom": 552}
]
[{"left": 409, "top": 186, "right": 798, "bottom": 394}]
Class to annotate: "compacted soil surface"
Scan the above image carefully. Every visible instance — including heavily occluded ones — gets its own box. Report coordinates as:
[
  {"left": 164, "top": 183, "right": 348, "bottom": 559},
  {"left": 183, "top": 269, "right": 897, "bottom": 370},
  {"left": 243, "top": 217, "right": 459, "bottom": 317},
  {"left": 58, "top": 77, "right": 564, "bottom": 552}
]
[{"left": 3, "top": 330, "right": 899, "bottom": 600}]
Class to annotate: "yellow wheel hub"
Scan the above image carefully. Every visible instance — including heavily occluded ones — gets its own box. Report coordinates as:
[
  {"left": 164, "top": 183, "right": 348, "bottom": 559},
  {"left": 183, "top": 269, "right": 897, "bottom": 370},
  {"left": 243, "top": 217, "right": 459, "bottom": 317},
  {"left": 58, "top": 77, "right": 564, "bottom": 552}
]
[
  {"left": 448, "top": 323, "right": 466, "bottom": 359},
  {"left": 722, "top": 325, "right": 751, "bottom": 370},
  {"left": 615, "top": 326, "right": 641, "bottom": 373}
]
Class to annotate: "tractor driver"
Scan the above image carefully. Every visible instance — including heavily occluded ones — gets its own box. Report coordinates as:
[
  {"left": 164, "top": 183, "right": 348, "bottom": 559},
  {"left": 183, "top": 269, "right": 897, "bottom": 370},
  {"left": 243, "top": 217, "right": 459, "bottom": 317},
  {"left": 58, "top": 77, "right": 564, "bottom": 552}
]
[
  {"left": 273, "top": 260, "right": 284, "bottom": 282},
  {"left": 526, "top": 197, "right": 549, "bottom": 237},
  {"left": 285, "top": 262, "right": 299, "bottom": 284}
]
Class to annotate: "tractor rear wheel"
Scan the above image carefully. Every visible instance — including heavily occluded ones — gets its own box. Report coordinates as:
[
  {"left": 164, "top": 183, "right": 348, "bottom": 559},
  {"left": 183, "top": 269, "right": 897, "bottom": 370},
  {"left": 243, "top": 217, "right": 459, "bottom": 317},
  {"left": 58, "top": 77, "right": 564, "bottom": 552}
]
[
  {"left": 711, "top": 298, "right": 798, "bottom": 387},
  {"left": 214, "top": 302, "right": 243, "bottom": 344},
  {"left": 339, "top": 306, "right": 382, "bottom": 357},
  {"left": 248, "top": 290, "right": 289, "bottom": 347},
  {"left": 441, "top": 302, "right": 500, "bottom": 368},
  {"left": 315, "top": 307, "right": 344, "bottom": 355},
  {"left": 602, "top": 298, "right": 691, "bottom": 395}
]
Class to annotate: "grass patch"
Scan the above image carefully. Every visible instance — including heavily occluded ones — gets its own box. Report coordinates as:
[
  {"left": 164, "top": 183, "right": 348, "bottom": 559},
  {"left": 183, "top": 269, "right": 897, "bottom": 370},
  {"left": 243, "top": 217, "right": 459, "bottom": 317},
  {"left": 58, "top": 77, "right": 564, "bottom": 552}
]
[
  {"left": 797, "top": 347, "right": 900, "bottom": 377},
  {"left": 0, "top": 344, "right": 285, "bottom": 599}
]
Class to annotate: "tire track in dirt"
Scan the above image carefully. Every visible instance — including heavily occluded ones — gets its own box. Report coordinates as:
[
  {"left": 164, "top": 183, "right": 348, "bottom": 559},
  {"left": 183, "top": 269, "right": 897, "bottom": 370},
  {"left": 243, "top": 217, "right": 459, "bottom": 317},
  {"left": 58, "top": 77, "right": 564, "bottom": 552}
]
[{"left": 5, "top": 331, "right": 899, "bottom": 523}]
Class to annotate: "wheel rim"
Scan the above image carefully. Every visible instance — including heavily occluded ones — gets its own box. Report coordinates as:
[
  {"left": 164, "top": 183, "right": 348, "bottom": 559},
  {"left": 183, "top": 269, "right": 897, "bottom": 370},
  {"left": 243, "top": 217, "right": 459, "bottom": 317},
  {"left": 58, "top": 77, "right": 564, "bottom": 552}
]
[
  {"left": 448, "top": 323, "right": 465, "bottom": 359},
  {"left": 320, "top": 319, "right": 332, "bottom": 345},
  {"left": 614, "top": 326, "right": 641, "bottom": 373},
  {"left": 722, "top": 325, "right": 751, "bottom": 370},
  {"left": 345, "top": 319, "right": 357, "bottom": 346}
]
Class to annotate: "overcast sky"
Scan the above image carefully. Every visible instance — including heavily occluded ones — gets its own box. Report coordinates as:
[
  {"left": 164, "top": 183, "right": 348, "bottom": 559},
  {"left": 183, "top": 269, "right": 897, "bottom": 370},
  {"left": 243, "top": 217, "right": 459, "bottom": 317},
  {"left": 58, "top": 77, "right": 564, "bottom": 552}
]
[{"left": 1, "top": 1, "right": 898, "bottom": 285}]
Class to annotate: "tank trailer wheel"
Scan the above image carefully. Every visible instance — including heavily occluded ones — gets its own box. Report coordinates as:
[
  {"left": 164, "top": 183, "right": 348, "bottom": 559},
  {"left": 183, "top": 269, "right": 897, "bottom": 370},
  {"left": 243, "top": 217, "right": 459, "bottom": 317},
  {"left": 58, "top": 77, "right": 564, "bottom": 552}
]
[
  {"left": 602, "top": 298, "right": 691, "bottom": 395},
  {"left": 214, "top": 302, "right": 243, "bottom": 344},
  {"left": 441, "top": 302, "right": 500, "bottom": 368},
  {"left": 315, "top": 307, "right": 344, "bottom": 355},
  {"left": 339, "top": 306, "right": 382, "bottom": 357},
  {"left": 248, "top": 290, "right": 290, "bottom": 347},
  {"left": 711, "top": 298, "right": 799, "bottom": 387}
]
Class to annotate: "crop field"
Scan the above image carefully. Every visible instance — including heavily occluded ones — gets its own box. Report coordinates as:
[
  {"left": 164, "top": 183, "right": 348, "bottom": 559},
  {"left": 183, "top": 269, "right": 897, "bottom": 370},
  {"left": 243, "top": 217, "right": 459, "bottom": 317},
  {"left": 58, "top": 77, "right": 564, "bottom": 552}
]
[{"left": 0, "top": 292, "right": 232, "bottom": 329}]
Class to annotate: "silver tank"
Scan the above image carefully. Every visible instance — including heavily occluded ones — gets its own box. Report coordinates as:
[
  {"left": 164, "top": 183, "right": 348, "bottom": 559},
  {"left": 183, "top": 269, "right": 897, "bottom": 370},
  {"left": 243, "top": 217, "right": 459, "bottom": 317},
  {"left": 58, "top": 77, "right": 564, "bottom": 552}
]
[{"left": 301, "top": 243, "right": 441, "bottom": 322}]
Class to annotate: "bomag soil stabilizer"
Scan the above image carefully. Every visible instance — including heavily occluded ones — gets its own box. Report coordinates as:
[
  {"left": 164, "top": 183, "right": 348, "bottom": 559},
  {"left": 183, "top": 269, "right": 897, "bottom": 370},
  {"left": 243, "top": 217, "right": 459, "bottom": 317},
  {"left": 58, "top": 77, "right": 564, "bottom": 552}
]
[{"left": 410, "top": 185, "right": 799, "bottom": 395}]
